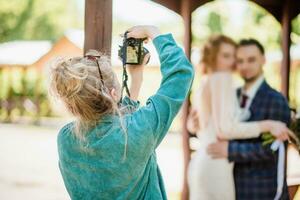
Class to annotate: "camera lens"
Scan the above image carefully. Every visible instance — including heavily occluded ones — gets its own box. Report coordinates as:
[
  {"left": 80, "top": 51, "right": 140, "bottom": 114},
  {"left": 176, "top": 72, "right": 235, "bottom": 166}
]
[{"left": 127, "top": 39, "right": 132, "bottom": 45}]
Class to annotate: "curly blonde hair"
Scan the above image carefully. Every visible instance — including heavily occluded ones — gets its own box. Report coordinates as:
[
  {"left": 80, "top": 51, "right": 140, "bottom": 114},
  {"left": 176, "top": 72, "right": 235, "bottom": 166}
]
[{"left": 49, "top": 50, "right": 122, "bottom": 140}]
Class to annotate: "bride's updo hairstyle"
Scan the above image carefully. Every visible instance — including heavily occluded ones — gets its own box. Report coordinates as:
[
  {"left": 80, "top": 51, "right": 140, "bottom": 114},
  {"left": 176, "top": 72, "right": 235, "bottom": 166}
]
[{"left": 201, "top": 35, "right": 236, "bottom": 73}]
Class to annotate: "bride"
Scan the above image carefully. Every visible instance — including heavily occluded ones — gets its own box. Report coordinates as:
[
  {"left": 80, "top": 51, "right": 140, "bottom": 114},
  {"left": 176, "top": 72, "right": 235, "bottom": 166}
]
[{"left": 187, "top": 35, "right": 290, "bottom": 200}]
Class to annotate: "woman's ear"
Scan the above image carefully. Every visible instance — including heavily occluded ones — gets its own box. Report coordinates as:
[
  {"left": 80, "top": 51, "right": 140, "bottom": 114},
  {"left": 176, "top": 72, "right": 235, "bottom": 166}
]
[{"left": 110, "top": 88, "right": 119, "bottom": 102}]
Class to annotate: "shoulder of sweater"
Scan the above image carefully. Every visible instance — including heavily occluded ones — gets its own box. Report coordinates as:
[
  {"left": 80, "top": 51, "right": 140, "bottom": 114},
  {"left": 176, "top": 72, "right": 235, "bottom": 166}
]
[{"left": 58, "top": 122, "right": 74, "bottom": 139}]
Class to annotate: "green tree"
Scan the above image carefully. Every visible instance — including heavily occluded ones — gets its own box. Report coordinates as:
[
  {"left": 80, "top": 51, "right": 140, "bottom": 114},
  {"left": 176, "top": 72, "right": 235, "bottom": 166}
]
[
  {"left": 191, "top": 1, "right": 282, "bottom": 51},
  {"left": 0, "top": 0, "right": 81, "bottom": 42},
  {"left": 207, "top": 12, "right": 222, "bottom": 34},
  {"left": 292, "top": 14, "right": 300, "bottom": 44}
]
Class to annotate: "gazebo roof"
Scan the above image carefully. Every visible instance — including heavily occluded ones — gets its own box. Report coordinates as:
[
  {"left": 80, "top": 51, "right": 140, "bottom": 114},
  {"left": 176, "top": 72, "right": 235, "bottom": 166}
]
[
  {"left": 251, "top": 0, "right": 300, "bottom": 20},
  {"left": 152, "top": 0, "right": 300, "bottom": 21}
]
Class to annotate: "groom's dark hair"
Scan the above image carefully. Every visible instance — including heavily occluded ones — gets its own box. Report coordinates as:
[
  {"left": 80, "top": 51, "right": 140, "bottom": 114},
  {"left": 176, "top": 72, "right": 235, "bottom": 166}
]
[{"left": 238, "top": 38, "right": 265, "bottom": 55}]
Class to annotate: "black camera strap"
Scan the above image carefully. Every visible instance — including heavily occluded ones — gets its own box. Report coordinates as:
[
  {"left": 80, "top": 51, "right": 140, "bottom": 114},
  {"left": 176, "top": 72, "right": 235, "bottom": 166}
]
[{"left": 119, "top": 31, "right": 131, "bottom": 105}]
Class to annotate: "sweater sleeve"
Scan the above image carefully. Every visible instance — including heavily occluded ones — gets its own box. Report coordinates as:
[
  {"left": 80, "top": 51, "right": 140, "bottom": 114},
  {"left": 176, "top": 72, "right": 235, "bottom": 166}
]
[{"left": 127, "top": 34, "right": 194, "bottom": 148}]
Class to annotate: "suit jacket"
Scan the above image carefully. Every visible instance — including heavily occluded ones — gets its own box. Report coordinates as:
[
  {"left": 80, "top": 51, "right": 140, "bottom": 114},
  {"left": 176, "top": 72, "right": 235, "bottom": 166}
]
[{"left": 228, "top": 81, "right": 291, "bottom": 200}]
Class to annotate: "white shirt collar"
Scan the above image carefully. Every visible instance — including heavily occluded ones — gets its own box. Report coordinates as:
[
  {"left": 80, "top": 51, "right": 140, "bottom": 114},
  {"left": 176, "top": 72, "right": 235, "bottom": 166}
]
[{"left": 242, "top": 75, "right": 265, "bottom": 99}]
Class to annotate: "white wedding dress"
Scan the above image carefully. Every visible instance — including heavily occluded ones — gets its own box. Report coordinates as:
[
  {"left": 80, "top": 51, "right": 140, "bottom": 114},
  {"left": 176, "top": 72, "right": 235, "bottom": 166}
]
[{"left": 188, "top": 72, "right": 262, "bottom": 200}]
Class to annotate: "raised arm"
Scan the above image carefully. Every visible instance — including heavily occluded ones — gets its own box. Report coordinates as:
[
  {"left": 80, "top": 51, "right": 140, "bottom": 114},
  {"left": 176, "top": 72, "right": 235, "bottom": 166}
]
[{"left": 126, "top": 26, "right": 194, "bottom": 148}]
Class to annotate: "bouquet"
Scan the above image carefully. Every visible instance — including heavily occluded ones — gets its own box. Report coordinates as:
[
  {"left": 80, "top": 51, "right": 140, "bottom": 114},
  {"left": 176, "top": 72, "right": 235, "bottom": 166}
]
[{"left": 262, "top": 117, "right": 300, "bottom": 154}]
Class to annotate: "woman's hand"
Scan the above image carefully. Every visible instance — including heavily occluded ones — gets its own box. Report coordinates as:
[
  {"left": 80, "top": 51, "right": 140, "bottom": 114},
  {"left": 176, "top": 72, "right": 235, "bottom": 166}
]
[
  {"left": 126, "top": 53, "right": 151, "bottom": 101},
  {"left": 126, "top": 25, "right": 160, "bottom": 40},
  {"left": 261, "top": 120, "right": 290, "bottom": 141},
  {"left": 123, "top": 25, "right": 159, "bottom": 101}
]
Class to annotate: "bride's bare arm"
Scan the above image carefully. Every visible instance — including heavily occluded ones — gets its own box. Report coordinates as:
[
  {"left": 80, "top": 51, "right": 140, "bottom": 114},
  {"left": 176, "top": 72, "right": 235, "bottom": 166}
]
[
  {"left": 210, "top": 72, "right": 261, "bottom": 140},
  {"left": 210, "top": 72, "right": 289, "bottom": 141}
]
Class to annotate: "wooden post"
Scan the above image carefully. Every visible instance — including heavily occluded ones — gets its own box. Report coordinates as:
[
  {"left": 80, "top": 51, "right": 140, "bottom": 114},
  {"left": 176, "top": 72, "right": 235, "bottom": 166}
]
[
  {"left": 180, "top": 0, "right": 192, "bottom": 199},
  {"left": 84, "top": 0, "right": 112, "bottom": 55},
  {"left": 181, "top": 0, "right": 192, "bottom": 58},
  {"left": 280, "top": 0, "right": 292, "bottom": 99}
]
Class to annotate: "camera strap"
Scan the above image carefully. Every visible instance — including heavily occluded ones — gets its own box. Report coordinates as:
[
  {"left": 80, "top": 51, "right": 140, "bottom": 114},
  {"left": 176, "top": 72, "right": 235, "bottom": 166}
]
[{"left": 119, "top": 31, "right": 131, "bottom": 105}]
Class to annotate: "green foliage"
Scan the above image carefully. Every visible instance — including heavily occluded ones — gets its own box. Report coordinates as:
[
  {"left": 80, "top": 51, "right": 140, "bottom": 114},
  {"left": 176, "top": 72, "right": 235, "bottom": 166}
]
[
  {"left": 293, "top": 15, "right": 300, "bottom": 35},
  {"left": 292, "top": 14, "right": 300, "bottom": 44},
  {"left": 0, "top": 68, "right": 52, "bottom": 119},
  {"left": 192, "top": 1, "right": 282, "bottom": 51},
  {"left": 207, "top": 12, "right": 222, "bottom": 34},
  {"left": 262, "top": 118, "right": 300, "bottom": 154},
  {"left": 254, "top": 11, "right": 265, "bottom": 24},
  {"left": 0, "top": 0, "right": 81, "bottom": 42}
]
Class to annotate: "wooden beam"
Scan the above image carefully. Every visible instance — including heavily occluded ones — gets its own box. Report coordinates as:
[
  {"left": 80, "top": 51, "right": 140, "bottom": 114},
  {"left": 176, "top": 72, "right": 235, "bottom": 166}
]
[
  {"left": 152, "top": 0, "right": 300, "bottom": 23},
  {"left": 84, "top": 0, "right": 112, "bottom": 55},
  {"left": 181, "top": 0, "right": 192, "bottom": 58},
  {"left": 180, "top": 1, "right": 192, "bottom": 200},
  {"left": 152, "top": 0, "right": 181, "bottom": 14},
  {"left": 250, "top": 0, "right": 282, "bottom": 21},
  {"left": 191, "top": 0, "right": 211, "bottom": 12},
  {"left": 280, "top": 0, "right": 292, "bottom": 99}
]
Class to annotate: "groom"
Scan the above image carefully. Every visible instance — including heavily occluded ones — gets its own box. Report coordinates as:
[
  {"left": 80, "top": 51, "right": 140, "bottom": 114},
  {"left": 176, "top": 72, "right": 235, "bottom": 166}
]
[{"left": 207, "top": 39, "right": 291, "bottom": 200}]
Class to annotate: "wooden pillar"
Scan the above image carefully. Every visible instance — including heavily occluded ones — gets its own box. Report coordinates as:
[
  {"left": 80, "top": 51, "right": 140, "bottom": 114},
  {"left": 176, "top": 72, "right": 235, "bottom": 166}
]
[
  {"left": 84, "top": 0, "right": 112, "bottom": 55},
  {"left": 280, "top": 0, "right": 292, "bottom": 99},
  {"left": 180, "top": 0, "right": 192, "bottom": 199},
  {"left": 181, "top": 0, "right": 192, "bottom": 58}
]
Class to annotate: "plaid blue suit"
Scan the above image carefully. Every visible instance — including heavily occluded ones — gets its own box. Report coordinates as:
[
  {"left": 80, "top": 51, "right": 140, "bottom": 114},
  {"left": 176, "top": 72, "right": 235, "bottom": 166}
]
[{"left": 228, "top": 81, "right": 291, "bottom": 200}]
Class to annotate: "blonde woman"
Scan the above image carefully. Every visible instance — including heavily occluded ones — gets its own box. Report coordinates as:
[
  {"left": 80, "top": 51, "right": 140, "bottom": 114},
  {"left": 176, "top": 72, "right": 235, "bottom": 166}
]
[
  {"left": 187, "top": 35, "right": 291, "bottom": 200},
  {"left": 50, "top": 26, "right": 194, "bottom": 199}
]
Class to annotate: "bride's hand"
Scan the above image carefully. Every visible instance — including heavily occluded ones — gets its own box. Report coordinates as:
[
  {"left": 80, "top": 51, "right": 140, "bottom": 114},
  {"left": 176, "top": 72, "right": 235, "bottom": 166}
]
[
  {"left": 264, "top": 120, "right": 290, "bottom": 141},
  {"left": 187, "top": 108, "right": 200, "bottom": 134},
  {"left": 126, "top": 53, "right": 150, "bottom": 101},
  {"left": 207, "top": 140, "right": 229, "bottom": 159}
]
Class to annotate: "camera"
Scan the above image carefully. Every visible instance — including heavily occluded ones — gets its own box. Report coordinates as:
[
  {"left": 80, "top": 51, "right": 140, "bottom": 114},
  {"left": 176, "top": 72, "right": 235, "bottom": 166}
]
[{"left": 118, "top": 34, "right": 150, "bottom": 65}]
